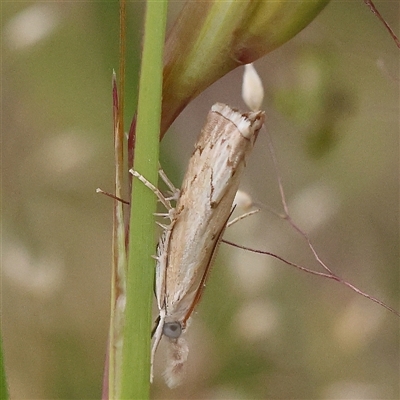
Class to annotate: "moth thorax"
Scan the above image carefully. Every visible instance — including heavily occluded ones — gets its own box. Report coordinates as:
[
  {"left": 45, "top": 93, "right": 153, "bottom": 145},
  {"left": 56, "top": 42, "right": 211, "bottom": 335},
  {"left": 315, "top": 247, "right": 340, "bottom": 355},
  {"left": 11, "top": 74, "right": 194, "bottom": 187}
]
[{"left": 163, "top": 322, "right": 182, "bottom": 338}]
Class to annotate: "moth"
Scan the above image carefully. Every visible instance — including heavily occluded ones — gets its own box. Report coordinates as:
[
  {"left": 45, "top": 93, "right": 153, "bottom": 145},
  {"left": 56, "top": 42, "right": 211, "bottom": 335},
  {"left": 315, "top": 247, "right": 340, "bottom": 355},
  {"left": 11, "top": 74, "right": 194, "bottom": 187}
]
[{"left": 131, "top": 102, "right": 265, "bottom": 388}]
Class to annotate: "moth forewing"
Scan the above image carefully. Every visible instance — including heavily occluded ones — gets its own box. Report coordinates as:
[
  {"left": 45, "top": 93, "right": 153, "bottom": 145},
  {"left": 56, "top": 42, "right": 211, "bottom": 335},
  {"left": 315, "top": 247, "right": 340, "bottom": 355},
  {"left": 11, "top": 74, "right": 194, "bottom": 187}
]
[
  {"left": 129, "top": 101, "right": 265, "bottom": 386},
  {"left": 157, "top": 103, "right": 264, "bottom": 386},
  {"left": 164, "top": 104, "right": 264, "bottom": 325},
  {"left": 179, "top": 208, "right": 234, "bottom": 325}
]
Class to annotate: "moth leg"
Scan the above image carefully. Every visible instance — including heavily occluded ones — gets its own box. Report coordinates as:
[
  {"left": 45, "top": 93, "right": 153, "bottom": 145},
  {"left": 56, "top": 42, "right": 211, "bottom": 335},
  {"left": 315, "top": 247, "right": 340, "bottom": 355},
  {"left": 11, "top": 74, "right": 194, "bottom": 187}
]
[
  {"left": 129, "top": 169, "right": 173, "bottom": 212},
  {"left": 153, "top": 212, "right": 171, "bottom": 218},
  {"left": 227, "top": 209, "right": 260, "bottom": 228},
  {"left": 158, "top": 166, "right": 180, "bottom": 201},
  {"left": 227, "top": 191, "right": 260, "bottom": 228}
]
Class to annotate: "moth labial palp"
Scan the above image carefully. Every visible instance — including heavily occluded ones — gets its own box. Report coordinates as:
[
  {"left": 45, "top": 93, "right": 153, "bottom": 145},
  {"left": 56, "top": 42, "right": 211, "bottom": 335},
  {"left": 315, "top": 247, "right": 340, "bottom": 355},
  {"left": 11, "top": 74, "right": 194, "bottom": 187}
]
[{"left": 130, "top": 64, "right": 266, "bottom": 388}]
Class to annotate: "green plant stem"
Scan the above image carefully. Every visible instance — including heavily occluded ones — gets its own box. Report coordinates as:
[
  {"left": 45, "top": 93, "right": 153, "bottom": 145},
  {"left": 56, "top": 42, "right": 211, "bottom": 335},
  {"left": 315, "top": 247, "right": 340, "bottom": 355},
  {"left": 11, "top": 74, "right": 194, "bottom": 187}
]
[
  {"left": 0, "top": 333, "right": 9, "bottom": 400},
  {"left": 119, "top": 0, "right": 168, "bottom": 399}
]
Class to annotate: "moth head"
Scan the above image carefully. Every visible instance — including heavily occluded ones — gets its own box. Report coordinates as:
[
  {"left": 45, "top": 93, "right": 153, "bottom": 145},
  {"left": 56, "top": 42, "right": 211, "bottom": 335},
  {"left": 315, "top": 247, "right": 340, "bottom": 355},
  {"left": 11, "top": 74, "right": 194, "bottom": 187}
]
[{"left": 163, "top": 321, "right": 182, "bottom": 339}]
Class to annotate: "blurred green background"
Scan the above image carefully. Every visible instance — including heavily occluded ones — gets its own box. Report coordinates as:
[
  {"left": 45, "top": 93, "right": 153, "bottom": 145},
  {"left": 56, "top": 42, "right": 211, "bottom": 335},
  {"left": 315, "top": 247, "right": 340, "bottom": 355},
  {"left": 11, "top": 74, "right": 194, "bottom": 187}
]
[{"left": 2, "top": 2, "right": 399, "bottom": 399}]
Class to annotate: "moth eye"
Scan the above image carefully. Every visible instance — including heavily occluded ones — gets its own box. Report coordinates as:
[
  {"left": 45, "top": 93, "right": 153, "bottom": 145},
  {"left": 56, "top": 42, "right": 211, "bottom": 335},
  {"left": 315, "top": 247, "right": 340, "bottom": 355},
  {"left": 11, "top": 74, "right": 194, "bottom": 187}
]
[{"left": 163, "top": 322, "right": 182, "bottom": 338}]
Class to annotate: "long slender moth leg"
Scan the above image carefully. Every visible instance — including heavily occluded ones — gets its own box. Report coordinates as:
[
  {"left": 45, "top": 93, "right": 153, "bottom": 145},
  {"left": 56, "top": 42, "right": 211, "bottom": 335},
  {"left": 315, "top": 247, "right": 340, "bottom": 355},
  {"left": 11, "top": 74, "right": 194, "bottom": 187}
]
[
  {"left": 158, "top": 166, "right": 180, "bottom": 202},
  {"left": 227, "top": 209, "right": 260, "bottom": 228},
  {"left": 129, "top": 169, "right": 178, "bottom": 225},
  {"left": 153, "top": 213, "right": 172, "bottom": 219},
  {"left": 227, "top": 191, "right": 260, "bottom": 227},
  {"left": 129, "top": 169, "right": 174, "bottom": 214},
  {"left": 158, "top": 104, "right": 264, "bottom": 388}
]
